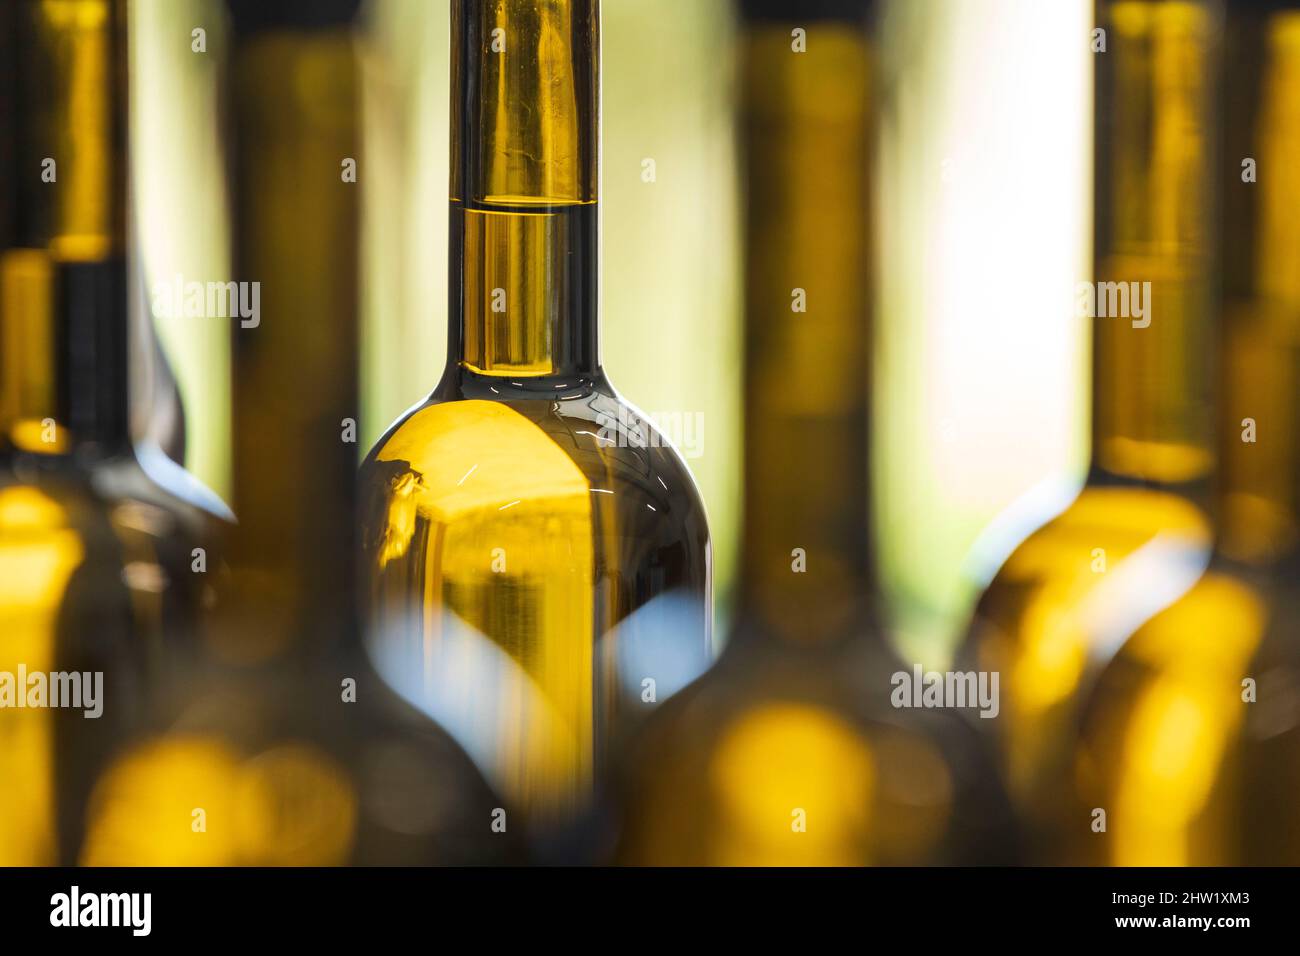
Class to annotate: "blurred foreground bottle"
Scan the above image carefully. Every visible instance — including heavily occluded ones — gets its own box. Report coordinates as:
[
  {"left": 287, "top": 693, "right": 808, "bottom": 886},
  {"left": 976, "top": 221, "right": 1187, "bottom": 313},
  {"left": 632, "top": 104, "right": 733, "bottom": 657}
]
[
  {"left": 614, "top": 0, "right": 1012, "bottom": 866},
  {"left": 357, "top": 0, "right": 712, "bottom": 853},
  {"left": 79, "top": 0, "right": 513, "bottom": 866},
  {"left": 959, "top": 0, "right": 1222, "bottom": 860},
  {"left": 1069, "top": 0, "right": 1300, "bottom": 865},
  {"left": 0, "top": 0, "right": 228, "bottom": 865}
]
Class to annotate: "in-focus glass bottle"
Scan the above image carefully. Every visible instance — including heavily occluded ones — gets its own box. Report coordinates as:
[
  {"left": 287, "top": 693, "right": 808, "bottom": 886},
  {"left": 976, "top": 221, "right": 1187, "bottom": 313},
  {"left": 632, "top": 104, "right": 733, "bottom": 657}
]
[{"left": 357, "top": 0, "right": 713, "bottom": 851}]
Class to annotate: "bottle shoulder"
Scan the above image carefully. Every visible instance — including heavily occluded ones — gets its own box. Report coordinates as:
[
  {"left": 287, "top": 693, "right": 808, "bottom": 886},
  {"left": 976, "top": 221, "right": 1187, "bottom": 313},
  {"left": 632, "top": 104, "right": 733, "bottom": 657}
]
[
  {"left": 962, "top": 484, "right": 1215, "bottom": 706},
  {"left": 1104, "top": 549, "right": 1298, "bottom": 673},
  {"left": 1109, "top": 563, "right": 1271, "bottom": 669},
  {"left": 979, "top": 484, "right": 1212, "bottom": 592},
  {"left": 80, "top": 662, "right": 523, "bottom": 865},
  {"left": 1, "top": 450, "right": 230, "bottom": 541},
  {"left": 1072, "top": 556, "right": 1300, "bottom": 864},
  {"left": 361, "top": 377, "right": 709, "bottom": 536},
  {"left": 0, "top": 453, "right": 227, "bottom": 614},
  {"left": 615, "top": 633, "right": 1009, "bottom": 865}
]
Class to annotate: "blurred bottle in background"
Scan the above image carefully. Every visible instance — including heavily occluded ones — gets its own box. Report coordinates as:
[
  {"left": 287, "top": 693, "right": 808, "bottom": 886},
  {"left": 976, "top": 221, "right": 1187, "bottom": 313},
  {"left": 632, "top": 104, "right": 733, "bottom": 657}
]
[
  {"left": 0, "top": 0, "right": 228, "bottom": 865},
  {"left": 356, "top": 0, "right": 712, "bottom": 857},
  {"left": 614, "top": 0, "right": 1013, "bottom": 866},
  {"left": 1069, "top": 0, "right": 1300, "bottom": 866},
  {"left": 959, "top": 0, "right": 1222, "bottom": 861},
  {"left": 79, "top": 0, "right": 515, "bottom": 866}
]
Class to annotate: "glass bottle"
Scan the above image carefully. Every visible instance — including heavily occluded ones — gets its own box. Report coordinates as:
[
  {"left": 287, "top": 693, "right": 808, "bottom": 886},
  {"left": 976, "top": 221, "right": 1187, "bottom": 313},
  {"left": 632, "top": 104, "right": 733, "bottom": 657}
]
[
  {"left": 613, "top": 0, "right": 1013, "bottom": 866},
  {"left": 0, "top": 0, "right": 229, "bottom": 865},
  {"left": 78, "top": 0, "right": 516, "bottom": 866},
  {"left": 356, "top": 0, "right": 713, "bottom": 848},
  {"left": 1069, "top": 0, "right": 1300, "bottom": 866},
  {"left": 958, "top": 0, "right": 1222, "bottom": 860}
]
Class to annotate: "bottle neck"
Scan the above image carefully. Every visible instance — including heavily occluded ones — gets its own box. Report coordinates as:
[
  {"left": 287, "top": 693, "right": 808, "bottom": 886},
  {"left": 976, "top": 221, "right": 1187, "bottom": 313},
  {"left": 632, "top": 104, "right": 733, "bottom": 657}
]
[
  {"left": 736, "top": 10, "right": 877, "bottom": 647},
  {"left": 223, "top": 9, "right": 362, "bottom": 657},
  {"left": 1089, "top": 0, "right": 1221, "bottom": 496},
  {"left": 1220, "top": 1, "right": 1300, "bottom": 562},
  {"left": 446, "top": 0, "right": 600, "bottom": 379},
  {"left": 0, "top": 0, "right": 130, "bottom": 459}
]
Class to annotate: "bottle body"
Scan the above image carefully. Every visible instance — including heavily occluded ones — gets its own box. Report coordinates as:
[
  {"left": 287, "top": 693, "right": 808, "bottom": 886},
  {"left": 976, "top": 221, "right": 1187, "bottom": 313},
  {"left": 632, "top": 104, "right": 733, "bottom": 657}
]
[
  {"left": 963, "top": 483, "right": 1212, "bottom": 849},
  {"left": 616, "top": 623, "right": 1012, "bottom": 865},
  {"left": 1070, "top": 552, "right": 1299, "bottom": 865},
  {"left": 0, "top": 448, "right": 222, "bottom": 865},
  {"left": 359, "top": 362, "right": 712, "bottom": 840},
  {"left": 79, "top": 637, "right": 518, "bottom": 866}
]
